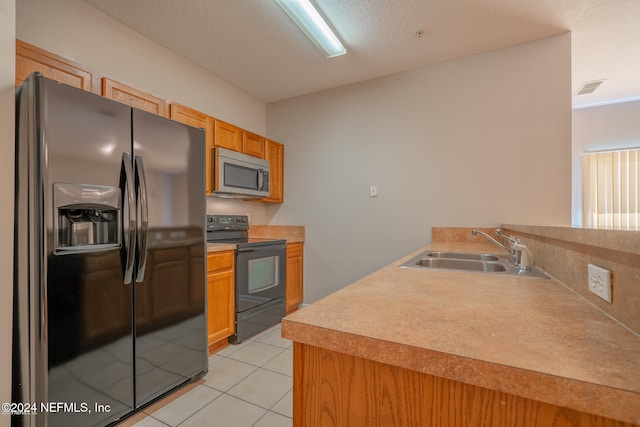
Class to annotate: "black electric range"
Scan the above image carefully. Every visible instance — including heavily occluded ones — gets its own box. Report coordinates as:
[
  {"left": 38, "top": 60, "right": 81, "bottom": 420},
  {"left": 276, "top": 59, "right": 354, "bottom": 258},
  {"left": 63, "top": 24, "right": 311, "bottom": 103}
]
[{"left": 206, "top": 215, "right": 287, "bottom": 344}]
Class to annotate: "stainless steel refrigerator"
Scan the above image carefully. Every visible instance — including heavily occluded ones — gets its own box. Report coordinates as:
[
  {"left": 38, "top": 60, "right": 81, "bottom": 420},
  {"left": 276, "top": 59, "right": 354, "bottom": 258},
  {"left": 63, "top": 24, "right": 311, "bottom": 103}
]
[{"left": 13, "top": 74, "right": 208, "bottom": 427}]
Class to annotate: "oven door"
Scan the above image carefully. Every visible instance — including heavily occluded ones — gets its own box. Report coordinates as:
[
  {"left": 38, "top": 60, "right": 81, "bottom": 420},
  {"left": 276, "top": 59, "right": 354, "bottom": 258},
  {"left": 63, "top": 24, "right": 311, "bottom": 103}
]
[{"left": 236, "top": 243, "right": 287, "bottom": 312}]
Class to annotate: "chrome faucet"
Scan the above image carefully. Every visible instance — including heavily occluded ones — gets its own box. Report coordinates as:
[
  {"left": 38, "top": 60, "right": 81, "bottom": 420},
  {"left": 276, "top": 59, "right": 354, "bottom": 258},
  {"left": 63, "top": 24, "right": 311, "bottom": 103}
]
[{"left": 471, "top": 229, "right": 533, "bottom": 270}]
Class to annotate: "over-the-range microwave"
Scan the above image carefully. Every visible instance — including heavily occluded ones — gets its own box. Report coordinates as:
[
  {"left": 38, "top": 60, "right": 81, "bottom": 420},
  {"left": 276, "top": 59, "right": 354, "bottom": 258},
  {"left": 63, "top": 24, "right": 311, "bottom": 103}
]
[{"left": 212, "top": 147, "right": 270, "bottom": 198}]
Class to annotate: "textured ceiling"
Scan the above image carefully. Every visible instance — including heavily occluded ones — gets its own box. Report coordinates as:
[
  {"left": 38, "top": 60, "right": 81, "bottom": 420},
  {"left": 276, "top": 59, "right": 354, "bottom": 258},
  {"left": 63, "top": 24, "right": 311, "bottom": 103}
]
[{"left": 83, "top": 0, "right": 640, "bottom": 107}]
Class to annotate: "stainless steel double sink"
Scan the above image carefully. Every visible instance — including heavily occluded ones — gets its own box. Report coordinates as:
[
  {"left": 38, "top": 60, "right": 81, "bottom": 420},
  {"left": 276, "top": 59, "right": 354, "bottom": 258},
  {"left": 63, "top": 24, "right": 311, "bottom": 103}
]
[{"left": 400, "top": 251, "right": 550, "bottom": 279}]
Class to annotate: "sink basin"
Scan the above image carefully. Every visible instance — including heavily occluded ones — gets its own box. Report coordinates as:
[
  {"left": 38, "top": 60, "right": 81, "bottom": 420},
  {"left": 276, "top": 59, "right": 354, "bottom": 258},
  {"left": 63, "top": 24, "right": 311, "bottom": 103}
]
[
  {"left": 400, "top": 250, "right": 550, "bottom": 279},
  {"left": 422, "top": 251, "right": 500, "bottom": 261},
  {"left": 414, "top": 258, "right": 506, "bottom": 272}
]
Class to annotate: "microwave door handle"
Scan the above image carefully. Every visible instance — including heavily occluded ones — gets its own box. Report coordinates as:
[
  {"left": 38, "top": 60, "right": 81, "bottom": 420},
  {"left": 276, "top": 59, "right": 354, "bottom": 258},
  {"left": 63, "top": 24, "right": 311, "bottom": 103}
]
[
  {"left": 120, "top": 152, "right": 136, "bottom": 285},
  {"left": 135, "top": 155, "right": 149, "bottom": 283},
  {"left": 257, "top": 169, "right": 264, "bottom": 190}
]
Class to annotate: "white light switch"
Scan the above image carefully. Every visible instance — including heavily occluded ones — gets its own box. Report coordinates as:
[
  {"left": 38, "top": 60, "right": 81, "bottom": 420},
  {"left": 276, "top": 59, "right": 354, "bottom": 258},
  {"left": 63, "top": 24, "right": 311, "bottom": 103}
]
[{"left": 369, "top": 185, "right": 378, "bottom": 197}]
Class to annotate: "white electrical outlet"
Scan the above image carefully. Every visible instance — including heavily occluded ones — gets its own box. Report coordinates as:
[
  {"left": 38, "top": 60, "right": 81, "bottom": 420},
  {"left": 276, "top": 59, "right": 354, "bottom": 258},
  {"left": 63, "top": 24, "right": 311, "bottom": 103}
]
[{"left": 588, "top": 264, "right": 612, "bottom": 303}]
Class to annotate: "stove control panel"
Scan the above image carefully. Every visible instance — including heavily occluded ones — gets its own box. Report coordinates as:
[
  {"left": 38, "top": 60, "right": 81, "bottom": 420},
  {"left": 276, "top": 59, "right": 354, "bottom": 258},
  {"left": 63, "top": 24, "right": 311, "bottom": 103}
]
[{"left": 207, "top": 214, "right": 249, "bottom": 231}]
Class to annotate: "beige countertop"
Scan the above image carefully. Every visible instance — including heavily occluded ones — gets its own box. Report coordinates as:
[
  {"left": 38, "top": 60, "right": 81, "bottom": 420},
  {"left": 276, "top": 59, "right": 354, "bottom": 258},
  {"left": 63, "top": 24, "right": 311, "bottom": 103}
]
[
  {"left": 207, "top": 225, "right": 305, "bottom": 253},
  {"left": 281, "top": 241, "right": 640, "bottom": 425}
]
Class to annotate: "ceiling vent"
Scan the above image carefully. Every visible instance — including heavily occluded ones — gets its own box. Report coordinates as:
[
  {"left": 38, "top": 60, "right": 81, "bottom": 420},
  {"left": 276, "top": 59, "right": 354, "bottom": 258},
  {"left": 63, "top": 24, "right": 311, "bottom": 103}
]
[{"left": 576, "top": 79, "right": 606, "bottom": 95}]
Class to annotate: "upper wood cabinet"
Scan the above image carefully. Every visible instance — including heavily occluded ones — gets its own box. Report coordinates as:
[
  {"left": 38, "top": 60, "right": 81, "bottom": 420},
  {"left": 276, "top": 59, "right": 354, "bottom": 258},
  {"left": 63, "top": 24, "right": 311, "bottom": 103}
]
[
  {"left": 102, "top": 78, "right": 167, "bottom": 117},
  {"left": 15, "top": 40, "right": 100, "bottom": 93},
  {"left": 15, "top": 40, "right": 286, "bottom": 204},
  {"left": 169, "top": 103, "right": 215, "bottom": 194},
  {"left": 214, "top": 119, "right": 242, "bottom": 152},
  {"left": 243, "top": 131, "right": 265, "bottom": 158},
  {"left": 264, "top": 139, "right": 284, "bottom": 203}
]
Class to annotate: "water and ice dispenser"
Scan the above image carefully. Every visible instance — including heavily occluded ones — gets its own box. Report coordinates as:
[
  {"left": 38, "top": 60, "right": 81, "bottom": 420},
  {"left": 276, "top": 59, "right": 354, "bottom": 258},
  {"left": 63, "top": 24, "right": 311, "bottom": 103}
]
[{"left": 53, "top": 183, "right": 122, "bottom": 254}]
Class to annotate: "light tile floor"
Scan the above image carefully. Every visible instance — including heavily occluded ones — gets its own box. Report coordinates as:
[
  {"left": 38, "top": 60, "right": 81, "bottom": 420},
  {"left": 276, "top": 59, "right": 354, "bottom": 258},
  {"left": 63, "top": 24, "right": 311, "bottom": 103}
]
[{"left": 117, "top": 324, "right": 293, "bottom": 427}]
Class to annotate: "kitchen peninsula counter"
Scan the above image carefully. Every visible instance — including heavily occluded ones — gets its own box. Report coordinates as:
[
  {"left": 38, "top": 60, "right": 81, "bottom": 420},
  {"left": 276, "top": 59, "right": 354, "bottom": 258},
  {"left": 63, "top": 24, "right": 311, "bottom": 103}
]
[{"left": 281, "top": 241, "right": 640, "bottom": 426}]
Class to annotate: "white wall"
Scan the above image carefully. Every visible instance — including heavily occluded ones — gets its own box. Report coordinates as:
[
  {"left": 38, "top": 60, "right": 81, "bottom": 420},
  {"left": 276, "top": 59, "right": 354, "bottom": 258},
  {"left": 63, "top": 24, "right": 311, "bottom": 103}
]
[
  {"left": 0, "top": 0, "right": 15, "bottom": 424},
  {"left": 571, "top": 100, "right": 640, "bottom": 224},
  {"left": 267, "top": 34, "right": 572, "bottom": 303}
]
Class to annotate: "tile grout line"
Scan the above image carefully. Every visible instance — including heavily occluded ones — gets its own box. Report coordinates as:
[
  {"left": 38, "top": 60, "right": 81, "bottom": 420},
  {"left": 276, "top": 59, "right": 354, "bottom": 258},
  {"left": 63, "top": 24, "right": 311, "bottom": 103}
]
[{"left": 136, "top": 325, "right": 292, "bottom": 426}]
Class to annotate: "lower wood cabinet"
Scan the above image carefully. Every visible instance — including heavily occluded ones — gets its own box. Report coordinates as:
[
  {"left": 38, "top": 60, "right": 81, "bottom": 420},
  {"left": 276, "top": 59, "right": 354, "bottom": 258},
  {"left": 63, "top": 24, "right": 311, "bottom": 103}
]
[
  {"left": 293, "top": 343, "right": 634, "bottom": 427},
  {"left": 207, "top": 250, "right": 235, "bottom": 353},
  {"left": 286, "top": 242, "right": 304, "bottom": 315}
]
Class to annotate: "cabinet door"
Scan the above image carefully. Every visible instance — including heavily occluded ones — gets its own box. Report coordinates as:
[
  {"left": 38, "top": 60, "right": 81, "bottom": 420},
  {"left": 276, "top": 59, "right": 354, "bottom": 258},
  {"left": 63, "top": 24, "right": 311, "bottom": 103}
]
[
  {"left": 207, "top": 251, "right": 235, "bottom": 347},
  {"left": 170, "top": 103, "right": 215, "bottom": 194},
  {"left": 243, "top": 131, "right": 265, "bottom": 158},
  {"left": 264, "top": 139, "right": 284, "bottom": 203},
  {"left": 214, "top": 119, "right": 242, "bottom": 152},
  {"left": 102, "top": 78, "right": 167, "bottom": 117},
  {"left": 286, "top": 242, "right": 304, "bottom": 314},
  {"left": 16, "top": 40, "right": 100, "bottom": 93}
]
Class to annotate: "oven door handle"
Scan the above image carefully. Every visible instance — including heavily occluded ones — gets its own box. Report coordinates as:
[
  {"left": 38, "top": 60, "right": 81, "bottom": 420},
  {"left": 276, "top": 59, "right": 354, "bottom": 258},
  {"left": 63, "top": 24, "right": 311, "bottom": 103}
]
[{"left": 237, "top": 244, "right": 286, "bottom": 254}]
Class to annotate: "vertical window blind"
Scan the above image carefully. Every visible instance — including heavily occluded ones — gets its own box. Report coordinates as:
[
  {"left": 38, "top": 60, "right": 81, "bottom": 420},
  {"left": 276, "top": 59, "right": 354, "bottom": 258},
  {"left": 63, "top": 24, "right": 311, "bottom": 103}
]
[{"left": 582, "top": 148, "right": 640, "bottom": 229}]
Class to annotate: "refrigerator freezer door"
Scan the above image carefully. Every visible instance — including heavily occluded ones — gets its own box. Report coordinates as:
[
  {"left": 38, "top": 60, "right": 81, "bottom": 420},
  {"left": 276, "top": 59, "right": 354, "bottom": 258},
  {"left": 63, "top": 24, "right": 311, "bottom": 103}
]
[
  {"left": 43, "top": 78, "right": 136, "bottom": 427},
  {"left": 131, "top": 109, "right": 207, "bottom": 406},
  {"left": 14, "top": 75, "right": 135, "bottom": 427}
]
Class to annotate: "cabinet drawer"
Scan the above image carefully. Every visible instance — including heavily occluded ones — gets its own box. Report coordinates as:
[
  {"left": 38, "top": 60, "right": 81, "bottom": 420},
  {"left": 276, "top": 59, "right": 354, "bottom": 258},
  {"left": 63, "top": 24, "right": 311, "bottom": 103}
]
[{"left": 207, "top": 250, "right": 234, "bottom": 273}]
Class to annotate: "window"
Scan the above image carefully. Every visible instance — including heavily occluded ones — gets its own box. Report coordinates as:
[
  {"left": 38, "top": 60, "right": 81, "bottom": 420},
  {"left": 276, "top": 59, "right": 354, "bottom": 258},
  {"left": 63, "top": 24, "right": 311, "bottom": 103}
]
[{"left": 582, "top": 148, "right": 640, "bottom": 229}]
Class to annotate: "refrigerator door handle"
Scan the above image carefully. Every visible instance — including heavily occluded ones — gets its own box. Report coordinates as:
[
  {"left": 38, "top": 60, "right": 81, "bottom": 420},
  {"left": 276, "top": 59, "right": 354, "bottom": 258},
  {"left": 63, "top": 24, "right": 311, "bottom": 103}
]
[
  {"left": 135, "top": 155, "right": 149, "bottom": 283},
  {"left": 120, "top": 152, "right": 136, "bottom": 284}
]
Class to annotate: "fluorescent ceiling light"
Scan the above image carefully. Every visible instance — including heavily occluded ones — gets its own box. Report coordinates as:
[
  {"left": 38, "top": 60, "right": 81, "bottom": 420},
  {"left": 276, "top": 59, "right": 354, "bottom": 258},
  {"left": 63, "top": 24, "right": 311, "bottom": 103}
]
[{"left": 275, "top": 0, "right": 346, "bottom": 58}]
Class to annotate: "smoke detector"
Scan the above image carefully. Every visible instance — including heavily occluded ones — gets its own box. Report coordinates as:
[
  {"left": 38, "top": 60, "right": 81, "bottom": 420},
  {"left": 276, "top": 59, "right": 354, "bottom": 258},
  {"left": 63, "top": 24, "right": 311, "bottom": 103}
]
[{"left": 576, "top": 79, "right": 606, "bottom": 95}]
